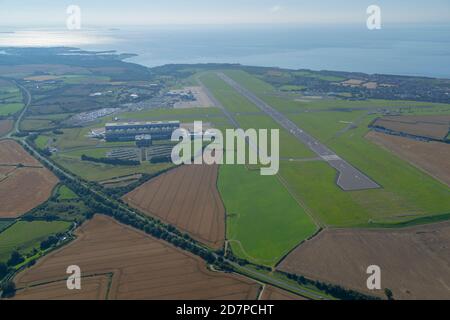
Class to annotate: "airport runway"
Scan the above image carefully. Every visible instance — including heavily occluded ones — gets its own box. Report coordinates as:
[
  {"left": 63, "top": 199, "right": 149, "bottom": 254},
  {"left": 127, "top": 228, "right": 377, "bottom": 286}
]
[{"left": 216, "top": 72, "right": 380, "bottom": 191}]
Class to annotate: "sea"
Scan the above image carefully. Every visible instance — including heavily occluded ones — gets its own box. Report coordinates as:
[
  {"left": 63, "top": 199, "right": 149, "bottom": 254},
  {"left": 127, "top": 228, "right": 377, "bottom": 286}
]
[{"left": 1, "top": 24, "right": 450, "bottom": 78}]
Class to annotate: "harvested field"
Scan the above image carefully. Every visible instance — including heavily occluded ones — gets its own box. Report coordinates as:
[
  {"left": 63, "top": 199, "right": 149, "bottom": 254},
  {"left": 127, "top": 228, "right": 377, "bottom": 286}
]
[
  {"left": 0, "top": 120, "right": 13, "bottom": 136},
  {"left": 260, "top": 286, "right": 307, "bottom": 300},
  {"left": 13, "top": 276, "right": 110, "bottom": 300},
  {"left": 12, "top": 215, "right": 260, "bottom": 300},
  {"left": 368, "top": 131, "right": 450, "bottom": 187},
  {"left": 0, "top": 167, "right": 59, "bottom": 218},
  {"left": 0, "top": 166, "right": 16, "bottom": 180},
  {"left": 0, "top": 140, "right": 41, "bottom": 166},
  {"left": 372, "top": 115, "right": 450, "bottom": 141},
  {"left": 0, "top": 140, "right": 58, "bottom": 218},
  {"left": 278, "top": 222, "right": 450, "bottom": 300},
  {"left": 123, "top": 164, "right": 225, "bottom": 249}
]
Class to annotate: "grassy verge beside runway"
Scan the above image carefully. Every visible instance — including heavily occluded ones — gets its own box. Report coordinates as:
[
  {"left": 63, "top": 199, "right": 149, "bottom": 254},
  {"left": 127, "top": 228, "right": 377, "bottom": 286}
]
[{"left": 219, "top": 164, "right": 317, "bottom": 266}]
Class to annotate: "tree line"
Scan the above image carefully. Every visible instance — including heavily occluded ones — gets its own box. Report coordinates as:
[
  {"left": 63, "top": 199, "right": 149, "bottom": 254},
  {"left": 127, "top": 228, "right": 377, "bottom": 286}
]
[{"left": 81, "top": 154, "right": 140, "bottom": 166}]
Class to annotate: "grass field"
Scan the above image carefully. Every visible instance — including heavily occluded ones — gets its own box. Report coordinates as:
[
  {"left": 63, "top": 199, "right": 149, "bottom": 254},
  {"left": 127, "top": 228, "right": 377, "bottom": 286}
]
[
  {"left": 224, "top": 70, "right": 450, "bottom": 226},
  {"left": 56, "top": 185, "right": 78, "bottom": 201},
  {"left": 235, "top": 114, "right": 316, "bottom": 159},
  {"left": 0, "top": 85, "right": 23, "bottom": 116},
  {"left": 0, "top": 220, "right": 15, "bottom": 234},
  {"left": 223, "top": 69, "right": 450, "bottom": 114},
  {"left": 20, "top": 119, "right": 55, "bottom": 131},
  {"left": 0, "top": 221, "right": 71, "bottom": 263},
  {"left": 35, "top": 135, "right": 50, "bottom": 149},
  {"left": 199, "top": 73, "right": 261, "bottom": 113},
  {"left": 200, "top": 73, "right": 315, "bottom": 159},
  {"left": 59, "top": 147, "right": 112, "bottom": 159},
  {"left": 53, "top": 154, "right": 173, "bottom": 182},
  {"left": 0, "top": 103, "right": 23, "bottom": 116},
  {"left": 292, "top": 70, "right": 346, "bottom": 82},
  {"left": 219, "top": 163, "right": 317, "bottom": 266},
  {"left": 290, "top": 114, "right": 450, "bottom": 225}
]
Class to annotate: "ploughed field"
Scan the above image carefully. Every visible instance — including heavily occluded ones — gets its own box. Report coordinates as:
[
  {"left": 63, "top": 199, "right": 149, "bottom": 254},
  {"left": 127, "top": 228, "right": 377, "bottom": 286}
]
[
  {"left": 0, "top": 140, "right": 58, "bottom": 218},
  {"left": 123, "top": 164, "right": 226, "bottom": 249},
  {"left": 0, "top": 120, "right": 13, "bottom": 137},
  {"left": 372, "top": 115, "right": 450, "bottom": 141},
  {"left": 13, "top": 275, "right": 110, "bottom": 300},
  {"left": 0, "top": 140, "right": 41, "bottom": 166},
  {"left": 278, "top": 222, "right": 450, "bottom": 300},
  {"left": 367, "top": 131, "right": 450, "bottom": 187},
  {"left": 13, "top": 215, "right": 260, "bottom": 300}
]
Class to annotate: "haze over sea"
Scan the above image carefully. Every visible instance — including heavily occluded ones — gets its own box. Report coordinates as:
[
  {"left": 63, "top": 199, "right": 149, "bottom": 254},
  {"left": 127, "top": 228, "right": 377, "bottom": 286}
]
[{"left": 1, "top": 24, "right": 450, "bottom": 78}]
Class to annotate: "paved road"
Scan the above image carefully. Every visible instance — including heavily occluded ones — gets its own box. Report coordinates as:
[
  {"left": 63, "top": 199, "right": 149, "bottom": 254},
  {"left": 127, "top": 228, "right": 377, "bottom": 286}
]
[
  {"left": 3, "top": 81, "right": 32, "bottom": 139},
  {"left": 217, "top": 72, "right": 380, "bottom": 191}
]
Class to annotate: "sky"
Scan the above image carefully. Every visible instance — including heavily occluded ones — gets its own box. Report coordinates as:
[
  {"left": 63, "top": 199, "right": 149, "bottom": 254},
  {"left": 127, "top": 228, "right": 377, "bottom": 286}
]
[{"left": 0, "top": 0, "right": 449, "bottom": 27}]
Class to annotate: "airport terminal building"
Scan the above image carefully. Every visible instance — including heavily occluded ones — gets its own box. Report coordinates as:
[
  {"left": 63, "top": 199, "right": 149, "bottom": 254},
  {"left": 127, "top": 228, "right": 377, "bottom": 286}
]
[{"left": 105, "top": 121, "right": 180, "bottom": 142}]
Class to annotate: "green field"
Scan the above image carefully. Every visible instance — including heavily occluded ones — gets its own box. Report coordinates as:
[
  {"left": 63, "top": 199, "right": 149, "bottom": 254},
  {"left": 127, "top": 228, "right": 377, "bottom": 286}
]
[
  {"left": 60, "top": 74, "right": 111, "bottom": 84},
  {"left": 59, "top": 147, "right": 112, "bottom": 159},
  {"left": 292, "top": 70, "right": 346, "bottom": 82},
  {"left": 0, "top": 220, "right": 15, "bottom": 234},
  {"left": 219, "top": 164, "right": 317, "bottom": 266},
  {"left": 235, "top": 114, "right": 316, "bottom": 159},
  {"left": 35, "top": 135, "right": 50, "bottom": 149},
  {"left": 0, "top": 84, "right": 24, "bottom": 116},
  {"left": 199, "top": 73, "right": 261, "bottom": 113},
  {"left": 53, "top": 154, "right": 173, "bottom": 182},
  {"left": 56, "top": 185, "right": 78, "bottom": 201},
  {"left": 223, "top": 69, "right": 450, "bottom": 114},
  {"left": 224, "top": 70, "right": 450, "bottom": 226},
  {"left": 200, "top": 72, "right": 315, "bottom": 159},
  {"left": 0, "top": 221, "right": 71, "bottom": 263},
  {"left": 20, "top": 119, "right": 55, "bottom": 131},
  {"left": 0, "top": 103, "right": 23, "bottom": 116}
]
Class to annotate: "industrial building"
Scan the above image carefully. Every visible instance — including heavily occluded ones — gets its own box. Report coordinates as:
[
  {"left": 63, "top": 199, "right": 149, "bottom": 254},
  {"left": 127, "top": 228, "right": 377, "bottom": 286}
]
[{"left": 105, "top": 121, "right": 180, "bottom": 142}]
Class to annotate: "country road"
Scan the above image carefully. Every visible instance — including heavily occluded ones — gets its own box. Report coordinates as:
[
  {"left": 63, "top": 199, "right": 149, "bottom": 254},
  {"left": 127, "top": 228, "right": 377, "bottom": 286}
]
[{"left": 3, "top": 81, "right": 32, "bottom": 139}]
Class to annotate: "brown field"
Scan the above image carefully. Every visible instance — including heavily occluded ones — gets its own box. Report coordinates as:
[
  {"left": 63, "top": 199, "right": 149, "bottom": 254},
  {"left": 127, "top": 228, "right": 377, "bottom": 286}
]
[
  {"left": 0, "top": 166, "right": 17, "bottom": 180},
  {"left": 0, "top": 120, "right": 13, "bottom": 137},
  {"left": 372, "top": 115, "right": 450, "bottom": 140},
  {"left": 0, "top": 167, "right": 59, "bottom": 218},
  {"left": 260, "top": 286, "right": 307, "bottom": 300},
  {"left": 12, "top": 215, "right": 260, "bottom": 300},
  {"left": 0, "top": 140, "right": 58, "bottom": 218},
  {"left": 278, "top": 222, "right": 450, "bottom": 300},
  {"left": 0, "top": 140, "right": 41, "bottom": 166},
  {"left": 13, "top": 276, "right": 110, "bottom": 300},
  {"left": 123, "top": 164, "right": 225, "bottom": 249},
  {"left": 368, "top": 131, "right": 450, "bottom": 187}
]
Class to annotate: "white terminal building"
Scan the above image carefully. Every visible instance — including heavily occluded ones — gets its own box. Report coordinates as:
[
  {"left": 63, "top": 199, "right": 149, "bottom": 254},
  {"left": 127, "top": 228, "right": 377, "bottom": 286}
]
[{"left": 105, "top": 121, "right": 180, "bottom": 142}]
